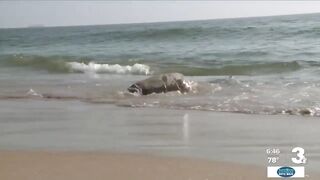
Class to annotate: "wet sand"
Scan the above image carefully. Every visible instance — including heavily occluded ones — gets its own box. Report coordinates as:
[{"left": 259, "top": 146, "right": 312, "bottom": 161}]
[
  {"left": 0, "top": 99, "right": 319, "bottom": 179},
  {"left": 0, "top": 150, "right": 269, "bottom": 180}
]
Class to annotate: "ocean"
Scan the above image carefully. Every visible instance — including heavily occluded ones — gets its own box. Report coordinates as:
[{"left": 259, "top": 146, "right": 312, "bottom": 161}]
[{"left": 1, "top": 13, "right": 320, "bottom": 116}]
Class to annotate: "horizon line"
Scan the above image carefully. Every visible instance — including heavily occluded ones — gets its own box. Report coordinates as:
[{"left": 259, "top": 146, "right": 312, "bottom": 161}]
[{"left": 1, "top": 12, "right": 319, "bottom": 30}]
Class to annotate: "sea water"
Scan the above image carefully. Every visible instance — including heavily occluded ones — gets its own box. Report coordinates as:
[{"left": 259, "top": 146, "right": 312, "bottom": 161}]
[{"left": 1, "top": 13, "right": 320, "bottom": 116}]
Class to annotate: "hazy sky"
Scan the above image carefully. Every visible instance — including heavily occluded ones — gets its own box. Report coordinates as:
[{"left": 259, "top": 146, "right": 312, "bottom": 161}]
[{"left": 1, "top": 1, "right": 320, "bottom": 28}]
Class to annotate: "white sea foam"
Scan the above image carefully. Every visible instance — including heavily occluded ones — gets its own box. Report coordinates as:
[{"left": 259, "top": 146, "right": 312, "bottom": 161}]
[
  {"left": 67, "top": 62, "right": 151, "bottom": 75},
  {"left": 183, "top": 80, "right": 198, "bottom": 93},
  {"left": 26, "top": 89, "right": 42, "bottom": 97}
]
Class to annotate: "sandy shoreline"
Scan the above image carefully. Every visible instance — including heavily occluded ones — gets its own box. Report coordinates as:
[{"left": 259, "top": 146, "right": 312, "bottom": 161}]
[
  {"left": 0, "top": 150, "right": 270, "bottom": 180},
  {"left": 1, "top": 100, "right": 319, "bottom": 179}
]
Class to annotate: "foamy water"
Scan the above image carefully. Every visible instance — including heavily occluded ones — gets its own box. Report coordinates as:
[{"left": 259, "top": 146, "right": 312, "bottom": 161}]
[{"left": 68, "top": 62, "right": 151, "bottom": 75}]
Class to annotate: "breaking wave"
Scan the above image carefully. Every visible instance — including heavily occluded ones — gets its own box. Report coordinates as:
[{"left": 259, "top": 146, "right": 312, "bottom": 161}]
[
  {"left": 68, "top": 62, "right": 151, "bottom": 75},
  {"left": 0, "top": 54, "right": 316, "bottom": 76},
  {"left": 0, "top": 54, "right": 151, "bottom": 75}
]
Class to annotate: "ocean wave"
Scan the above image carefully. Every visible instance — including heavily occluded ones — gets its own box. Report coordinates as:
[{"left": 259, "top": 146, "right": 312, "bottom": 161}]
[
  {"left": 0, "top": 54, "right": 71, "bottom": 73},
  {"left": 67, "top": 62, "right": 151, "bottom": 75},
  {"left": 0, "top": 54, "right": 151, "bottom": 75},
  {"left": 0, "top": 54, "right": 316, "bottom": 76}
]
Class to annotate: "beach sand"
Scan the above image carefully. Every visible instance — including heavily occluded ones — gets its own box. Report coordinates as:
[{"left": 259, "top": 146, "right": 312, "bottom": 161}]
[
  {"left": 0, "top": 100, "right": 319, "bottom": 179},
  {"left": 0, "top": 150, "right": 269, "bottom": 180}
]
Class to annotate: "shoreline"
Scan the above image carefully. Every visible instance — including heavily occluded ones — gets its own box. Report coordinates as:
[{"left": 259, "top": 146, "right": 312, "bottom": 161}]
[
  {"left": 1, "top": 100, "right": 320, "bottom": 173},
  {"left": 0, "top": 150, "right": 270, "bottom": 180},
  {"left": 1, "top": 99, "right": 320, "bottom": 179}
]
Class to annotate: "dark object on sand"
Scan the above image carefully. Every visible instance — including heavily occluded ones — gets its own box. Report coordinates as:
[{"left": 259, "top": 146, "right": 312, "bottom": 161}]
[{"left": 128, "top": 73, "right": 189, "bottom": 95}]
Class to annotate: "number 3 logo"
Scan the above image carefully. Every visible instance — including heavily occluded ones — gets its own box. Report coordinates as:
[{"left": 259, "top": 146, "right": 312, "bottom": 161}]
[{"left": 292, "top": 147, "right": 307, "bottom": 164}]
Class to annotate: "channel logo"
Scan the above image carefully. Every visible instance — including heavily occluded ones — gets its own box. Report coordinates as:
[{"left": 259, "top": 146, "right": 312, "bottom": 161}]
[
  {"left": 267, "top": 166, "right": 305, "bottom": 178},
  {"left": 277, "top": 167, "right": 295, "bottom": 177}
]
